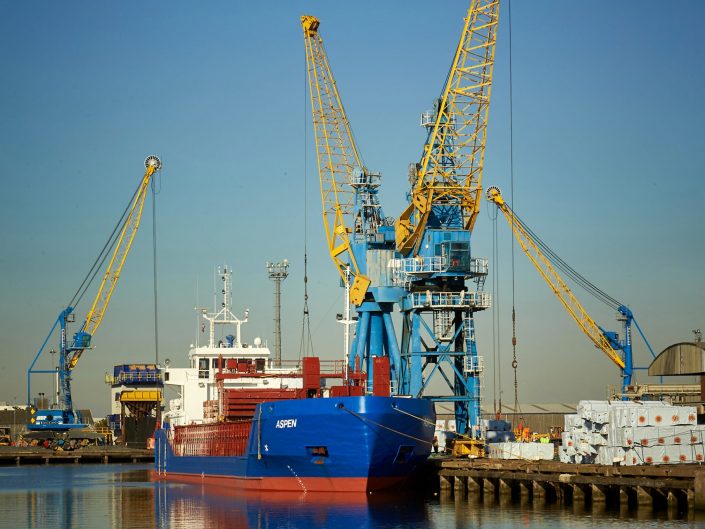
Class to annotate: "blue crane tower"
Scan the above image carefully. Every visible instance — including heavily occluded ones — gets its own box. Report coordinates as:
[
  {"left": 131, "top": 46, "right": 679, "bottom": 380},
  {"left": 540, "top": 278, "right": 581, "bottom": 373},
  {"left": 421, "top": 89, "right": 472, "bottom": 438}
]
[{"left": 394, "top": 0, "right": 500, "bottom": 437}]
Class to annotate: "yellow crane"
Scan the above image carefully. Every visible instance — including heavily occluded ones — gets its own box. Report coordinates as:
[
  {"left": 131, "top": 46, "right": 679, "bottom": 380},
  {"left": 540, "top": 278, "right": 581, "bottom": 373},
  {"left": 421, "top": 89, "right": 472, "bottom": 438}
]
[
  {"left": 393, "top": 0, "right": 499, "bottom": 438},
  {"left": 67, "top": 155, "right": 162, "bottom": 370},
  {"left": 301, "top": 15, "right": 371, "bottom": 305},
  {"left": 395, "top": 0, "right": 500, "bottom": 256},
  {"left": 302, "top": 14, "right": 408, "bottom": 385},
  {"left": 485, "top": 186, "right": 625, "bottom": 370},
  {"left": 28, "top": 155, "right": 162, "bottom": 428}
]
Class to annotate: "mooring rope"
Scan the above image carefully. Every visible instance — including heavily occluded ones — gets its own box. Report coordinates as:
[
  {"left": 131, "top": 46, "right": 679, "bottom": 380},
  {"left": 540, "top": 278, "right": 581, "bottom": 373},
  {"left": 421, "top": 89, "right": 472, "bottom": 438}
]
[
  {"left": 341, "top": 407, "right": 432, "bottom": 446},
  {"left": 392, "top": 405, "right": 437, "bottom": 428}
]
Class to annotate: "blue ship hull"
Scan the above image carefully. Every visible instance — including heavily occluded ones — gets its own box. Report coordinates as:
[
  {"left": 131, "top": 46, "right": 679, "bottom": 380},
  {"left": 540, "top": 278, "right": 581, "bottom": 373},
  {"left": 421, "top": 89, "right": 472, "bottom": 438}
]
[{"left": 154, "top": 396, "right": 435, "bottom": 492}]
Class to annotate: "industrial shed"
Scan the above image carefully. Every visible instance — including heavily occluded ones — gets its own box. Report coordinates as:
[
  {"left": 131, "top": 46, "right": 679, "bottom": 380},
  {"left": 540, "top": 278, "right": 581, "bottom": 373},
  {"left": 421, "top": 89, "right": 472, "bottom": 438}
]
[{"left": 436, "top": 402, "right": 577, "bottom": 436}]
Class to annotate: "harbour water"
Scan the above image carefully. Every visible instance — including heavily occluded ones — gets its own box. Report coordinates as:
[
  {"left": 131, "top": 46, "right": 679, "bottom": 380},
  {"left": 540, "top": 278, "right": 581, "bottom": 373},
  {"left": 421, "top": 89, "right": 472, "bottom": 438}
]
[{"left": 0, "top": 464, "right": 700, "bottom": 528}]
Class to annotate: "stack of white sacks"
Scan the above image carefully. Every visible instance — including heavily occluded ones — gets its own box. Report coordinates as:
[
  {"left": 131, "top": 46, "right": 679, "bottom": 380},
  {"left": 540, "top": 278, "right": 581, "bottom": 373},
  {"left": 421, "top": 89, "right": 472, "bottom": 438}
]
[{"left": 559, "top": 400, "right": 705, "bottom": 465}]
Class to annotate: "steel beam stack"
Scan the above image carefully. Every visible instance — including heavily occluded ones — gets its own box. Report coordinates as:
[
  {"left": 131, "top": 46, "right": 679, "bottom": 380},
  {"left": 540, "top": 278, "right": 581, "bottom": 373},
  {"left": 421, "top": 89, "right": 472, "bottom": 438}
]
[{"left": 559, "top": 400, "right": 705, "bottom": 465}]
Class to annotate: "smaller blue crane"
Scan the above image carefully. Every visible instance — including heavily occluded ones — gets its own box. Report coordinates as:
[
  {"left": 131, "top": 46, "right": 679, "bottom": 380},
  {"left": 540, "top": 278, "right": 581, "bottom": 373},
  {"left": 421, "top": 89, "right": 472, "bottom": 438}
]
[{"left": 27, "top": 156, "right": 161, "bottom": 432}]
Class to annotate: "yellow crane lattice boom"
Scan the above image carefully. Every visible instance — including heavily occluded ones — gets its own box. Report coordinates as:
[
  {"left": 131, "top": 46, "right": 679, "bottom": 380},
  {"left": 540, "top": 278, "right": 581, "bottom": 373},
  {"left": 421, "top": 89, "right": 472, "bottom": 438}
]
[
  {"left": 396, "top": 0, "right": 500, "bottom": 255},
  {"left": 486, "top": 187, "right": 625, "bottom": 370},
  {"left": 301, "top": 15, "right": 370, "bottom": 304},
  {"left": 68, "top": 155, "right": 161, "bottom": 370}
]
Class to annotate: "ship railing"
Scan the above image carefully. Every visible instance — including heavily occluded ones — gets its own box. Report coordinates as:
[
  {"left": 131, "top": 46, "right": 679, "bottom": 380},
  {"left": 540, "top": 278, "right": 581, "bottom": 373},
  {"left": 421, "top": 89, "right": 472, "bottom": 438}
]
[
  {"left": 171, "top": 422, "right": 251, "bottom": 457},
  {"left": 464, "top": 355, "right": 484, "bottom": 375},
  {"left": 275, "top": 359, "right": 348, "bottom": 377},
  {"left": 105, "top": 372, "right": 162, "bottom": 385}
]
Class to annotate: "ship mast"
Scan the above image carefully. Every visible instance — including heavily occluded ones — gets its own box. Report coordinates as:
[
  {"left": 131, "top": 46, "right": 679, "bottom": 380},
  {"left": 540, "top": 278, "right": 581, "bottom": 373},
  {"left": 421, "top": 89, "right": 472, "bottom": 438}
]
[{"left": 199, "top": 266, "right": 249, "bottom": 348}]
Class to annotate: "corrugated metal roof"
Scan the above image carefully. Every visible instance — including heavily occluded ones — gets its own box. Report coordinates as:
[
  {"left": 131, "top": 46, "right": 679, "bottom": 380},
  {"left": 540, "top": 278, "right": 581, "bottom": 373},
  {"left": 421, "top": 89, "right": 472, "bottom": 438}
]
[{"left": 649, "top": 342, "right": 705, "bottom": 376}]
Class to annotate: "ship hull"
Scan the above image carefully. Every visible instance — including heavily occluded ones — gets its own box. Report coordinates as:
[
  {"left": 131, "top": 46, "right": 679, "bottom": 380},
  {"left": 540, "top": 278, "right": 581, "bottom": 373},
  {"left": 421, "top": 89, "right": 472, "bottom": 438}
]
[{"left": 155, "top": 395, "right": 435, "bottom": 492}]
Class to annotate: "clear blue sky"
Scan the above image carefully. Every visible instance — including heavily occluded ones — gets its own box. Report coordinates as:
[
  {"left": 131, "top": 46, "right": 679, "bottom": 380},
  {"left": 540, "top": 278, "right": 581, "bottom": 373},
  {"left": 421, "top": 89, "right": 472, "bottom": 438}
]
[{"left": 1, "top": 1, "right": 703, "bottom": 416}]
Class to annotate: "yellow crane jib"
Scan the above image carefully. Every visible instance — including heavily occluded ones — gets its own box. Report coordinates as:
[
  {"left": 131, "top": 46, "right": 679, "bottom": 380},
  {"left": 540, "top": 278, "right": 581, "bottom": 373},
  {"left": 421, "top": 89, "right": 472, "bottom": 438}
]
[
  {"left": 67, "top": 155, "right": 162, "bottom": 371},
  {"left": 301, "top": 14, "right": 319, "bottom": 37},
  {"left": 302, "top": 14, "right": 371, "bottom": 305},
  {"left": 485, "top": 186, "right": 626, "bottom": 370},
  {"left": 395, "top": 0, "right": 499, "bottom": 256}
]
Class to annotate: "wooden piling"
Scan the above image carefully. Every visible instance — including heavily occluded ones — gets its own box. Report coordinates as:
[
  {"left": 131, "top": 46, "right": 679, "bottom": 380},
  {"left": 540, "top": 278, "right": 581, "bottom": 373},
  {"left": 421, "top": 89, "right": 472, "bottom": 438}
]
[{"left": 436, "top": 458, "right": 705, "bottom": 512}]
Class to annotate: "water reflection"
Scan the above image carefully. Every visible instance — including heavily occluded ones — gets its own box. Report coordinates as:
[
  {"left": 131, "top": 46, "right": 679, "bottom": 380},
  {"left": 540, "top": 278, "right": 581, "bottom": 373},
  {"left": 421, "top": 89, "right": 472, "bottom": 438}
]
[
  {"left": 154, "top": 482, "right": 431, "bottom": 529},
  {"left": 0, "top": 464, "right": 156, "bottom": 529},
  {"left": 153, "top": 480, "right": 705, "bottom": 529},
  {"left": 0, "top": 465, "right": 703, "bottom": 528}
]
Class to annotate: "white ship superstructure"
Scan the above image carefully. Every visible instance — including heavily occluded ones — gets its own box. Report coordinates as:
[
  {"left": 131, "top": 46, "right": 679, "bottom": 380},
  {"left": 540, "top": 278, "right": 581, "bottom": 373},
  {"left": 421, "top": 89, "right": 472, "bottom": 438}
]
[{"left": 162, "top": 266, "right": 302, "bottom": 426}]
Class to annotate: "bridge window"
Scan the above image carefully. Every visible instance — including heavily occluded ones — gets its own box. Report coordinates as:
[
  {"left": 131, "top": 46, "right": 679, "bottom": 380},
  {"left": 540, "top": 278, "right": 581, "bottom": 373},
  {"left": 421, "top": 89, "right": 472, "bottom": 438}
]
[{"left": 198, "top": 358, "right": 209, "bottom": 379}]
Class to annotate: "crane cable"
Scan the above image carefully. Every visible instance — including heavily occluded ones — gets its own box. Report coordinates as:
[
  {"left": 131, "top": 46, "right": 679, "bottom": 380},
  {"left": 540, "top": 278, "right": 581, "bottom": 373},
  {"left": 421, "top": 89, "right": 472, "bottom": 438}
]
[
  {"left": 299, "top": 50, "right": 314, "bottom": 360},
  {"left": 488, "top": 204, "right": 500, "bottom": 416},
  {"left": 512, "top": 213, "right": 623, "bottom": 309},
  {"left": 68, "top": 178, "right": 142, "bottom": 311},
  {"left": 507, "top": 0, "right": 522, "bottom": 425},
  {"left": 151, "top": 169, "right": 162, "bottom": 365}
]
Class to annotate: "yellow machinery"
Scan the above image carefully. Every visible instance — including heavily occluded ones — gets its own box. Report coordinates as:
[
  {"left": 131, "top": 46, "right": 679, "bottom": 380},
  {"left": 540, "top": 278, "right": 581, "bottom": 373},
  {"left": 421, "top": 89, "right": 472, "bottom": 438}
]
[
  {"left": 302, "top": 14, "right": 408, "bottom": 374},
  {"left": 452, "top": 438, "right": 486, "bottom": 458},
  {"left": 69, "top": 156, "right": 162, "bottom": 370},
  {"left": 394, "top": 0, "right": 499, "bottom": 436}
]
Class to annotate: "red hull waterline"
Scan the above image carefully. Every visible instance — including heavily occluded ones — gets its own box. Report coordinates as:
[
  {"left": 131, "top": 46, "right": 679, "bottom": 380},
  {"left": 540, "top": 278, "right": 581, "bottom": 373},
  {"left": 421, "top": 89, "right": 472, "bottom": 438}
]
[{"left": 152, "top": 471, "right": 406, "bottom": 493}]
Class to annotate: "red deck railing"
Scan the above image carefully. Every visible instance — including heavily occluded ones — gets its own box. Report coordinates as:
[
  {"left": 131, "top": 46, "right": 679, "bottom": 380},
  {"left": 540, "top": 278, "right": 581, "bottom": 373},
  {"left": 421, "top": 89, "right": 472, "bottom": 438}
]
[{"left": 172, "top": 421, "right": 252, "bottom": 457}]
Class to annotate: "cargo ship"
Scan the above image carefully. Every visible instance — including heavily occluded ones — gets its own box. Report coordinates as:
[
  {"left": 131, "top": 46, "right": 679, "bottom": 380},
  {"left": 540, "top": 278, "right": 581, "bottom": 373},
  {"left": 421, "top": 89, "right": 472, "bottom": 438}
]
[{"left": 154, "top": 266, "right": 435, "bottom": 492}]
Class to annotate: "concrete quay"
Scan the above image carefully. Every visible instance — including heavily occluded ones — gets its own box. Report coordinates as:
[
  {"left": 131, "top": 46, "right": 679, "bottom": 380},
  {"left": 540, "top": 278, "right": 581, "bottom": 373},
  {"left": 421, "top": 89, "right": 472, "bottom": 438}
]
[{"left": 0, "top": 446, "right": 153, "bottom": 466}]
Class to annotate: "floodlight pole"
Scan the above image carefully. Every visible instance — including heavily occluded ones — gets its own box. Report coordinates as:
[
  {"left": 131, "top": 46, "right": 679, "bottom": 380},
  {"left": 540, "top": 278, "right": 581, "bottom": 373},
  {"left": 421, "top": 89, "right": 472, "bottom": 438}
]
[{"left": 266, "top": 260, "right": 289, "bottom": 367}]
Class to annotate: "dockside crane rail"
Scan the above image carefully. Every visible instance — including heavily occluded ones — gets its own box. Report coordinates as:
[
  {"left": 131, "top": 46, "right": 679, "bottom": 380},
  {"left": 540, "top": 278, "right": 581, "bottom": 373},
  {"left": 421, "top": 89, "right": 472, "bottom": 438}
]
[
  {"left": 27, "top": 155, "right": 162, "bottom": 428},
  {"left": 485, "top": 186, "right": 657, "bottom": 393}
]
